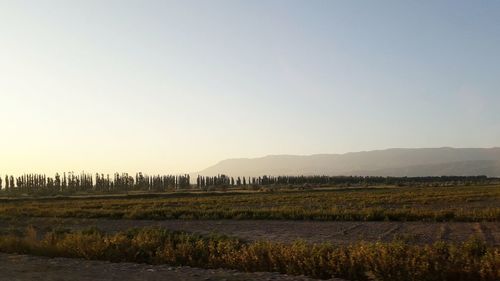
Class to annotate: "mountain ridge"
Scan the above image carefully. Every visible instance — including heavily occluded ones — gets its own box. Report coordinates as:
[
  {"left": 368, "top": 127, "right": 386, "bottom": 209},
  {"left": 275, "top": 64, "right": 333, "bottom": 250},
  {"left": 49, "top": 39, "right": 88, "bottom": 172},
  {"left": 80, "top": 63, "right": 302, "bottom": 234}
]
[{"left": 195, "top": 147, "right": 500, "bottom": 177}]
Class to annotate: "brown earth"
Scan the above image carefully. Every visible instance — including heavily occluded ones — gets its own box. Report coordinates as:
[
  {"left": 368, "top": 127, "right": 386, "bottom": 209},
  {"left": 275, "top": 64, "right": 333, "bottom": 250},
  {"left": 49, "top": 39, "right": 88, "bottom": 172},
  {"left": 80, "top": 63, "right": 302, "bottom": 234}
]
[
  {"left": 0, "top": 253, "right": 344, "bottom": 281},
  {"left": 2, "top": 218, "right": 499, "bottom": 245}
]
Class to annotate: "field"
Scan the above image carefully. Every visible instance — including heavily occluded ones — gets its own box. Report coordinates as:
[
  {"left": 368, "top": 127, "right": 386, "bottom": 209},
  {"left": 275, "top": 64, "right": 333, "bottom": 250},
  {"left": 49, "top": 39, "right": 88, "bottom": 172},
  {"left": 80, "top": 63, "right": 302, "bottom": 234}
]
[
  {"left": 3, "top": 218, "right": 499, "bottom": 246},
  {"left": 1, "top": 185, "right": 499, "bottom": 221},
  {"left": 1, "top": 185, "right": 499, "bottom": 281}
]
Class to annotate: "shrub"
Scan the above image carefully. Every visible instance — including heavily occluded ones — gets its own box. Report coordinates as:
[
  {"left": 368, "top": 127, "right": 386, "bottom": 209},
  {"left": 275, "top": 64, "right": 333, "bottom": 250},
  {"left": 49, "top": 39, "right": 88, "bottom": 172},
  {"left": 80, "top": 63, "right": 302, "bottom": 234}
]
[{"left": 0, "top": 227, "right": 498, "bottom": 281}]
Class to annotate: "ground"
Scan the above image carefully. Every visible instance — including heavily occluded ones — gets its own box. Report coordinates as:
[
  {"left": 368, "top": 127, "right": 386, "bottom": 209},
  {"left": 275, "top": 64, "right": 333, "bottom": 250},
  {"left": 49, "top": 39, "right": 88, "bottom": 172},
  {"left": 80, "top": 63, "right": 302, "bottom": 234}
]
[
  {"left": 2, "top": 218, "right": 499, "bottom": 245},
  {"left": 0, "top": 253, "right": 345, "bottom": 281},
  {"left": 1, "top": 186, "right": 499, "bottom": 280}
]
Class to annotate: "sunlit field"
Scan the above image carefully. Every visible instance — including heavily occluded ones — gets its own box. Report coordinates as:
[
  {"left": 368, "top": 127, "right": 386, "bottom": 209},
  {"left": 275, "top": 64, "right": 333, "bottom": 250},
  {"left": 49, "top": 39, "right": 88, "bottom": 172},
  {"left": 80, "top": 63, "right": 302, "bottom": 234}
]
[
  {"left": 1, "top": 184, "right": 499, "bottom": 280},
  {"left": 1, "top": 185, "right": 499, "bottom": 222}
]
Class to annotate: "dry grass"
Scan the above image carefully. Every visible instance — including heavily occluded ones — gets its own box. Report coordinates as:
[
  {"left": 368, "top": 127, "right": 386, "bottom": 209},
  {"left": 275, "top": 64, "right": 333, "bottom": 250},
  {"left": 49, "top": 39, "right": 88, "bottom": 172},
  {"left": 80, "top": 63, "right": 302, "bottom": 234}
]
[
  {"left": 0, "top": 227, "right": 498, "bottom": 281},
  {"left": 0, "top": 185, "right": 499, "bottom": 222}
]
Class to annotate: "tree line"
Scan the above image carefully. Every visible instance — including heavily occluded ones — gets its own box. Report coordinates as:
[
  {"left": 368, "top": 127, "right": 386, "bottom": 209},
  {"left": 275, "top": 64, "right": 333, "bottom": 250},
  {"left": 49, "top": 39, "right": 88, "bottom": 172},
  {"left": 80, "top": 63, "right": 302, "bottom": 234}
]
[
  {"left": 196, "top": 175, "right": 493, "bottom": 188},
  {"left": 0, "top": 172, "right": 190, "bottom": 193},
  {"left": 0, "top": 173, "right": 494, "bottom": 194}
]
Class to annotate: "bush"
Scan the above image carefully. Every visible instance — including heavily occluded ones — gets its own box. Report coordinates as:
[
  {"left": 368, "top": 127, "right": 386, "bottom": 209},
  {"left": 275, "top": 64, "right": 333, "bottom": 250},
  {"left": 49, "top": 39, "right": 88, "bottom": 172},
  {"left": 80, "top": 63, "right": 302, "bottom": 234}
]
[{"left": 0, "top": 227, "right": 498, "bottom": 281}]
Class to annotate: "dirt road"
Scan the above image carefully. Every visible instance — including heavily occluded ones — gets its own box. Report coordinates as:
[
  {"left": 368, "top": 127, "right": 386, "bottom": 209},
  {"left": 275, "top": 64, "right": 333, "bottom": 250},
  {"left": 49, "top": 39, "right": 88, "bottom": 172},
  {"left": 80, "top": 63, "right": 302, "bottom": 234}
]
[{"left": 2, "top": 218, "right": 499, "bottom": 245}]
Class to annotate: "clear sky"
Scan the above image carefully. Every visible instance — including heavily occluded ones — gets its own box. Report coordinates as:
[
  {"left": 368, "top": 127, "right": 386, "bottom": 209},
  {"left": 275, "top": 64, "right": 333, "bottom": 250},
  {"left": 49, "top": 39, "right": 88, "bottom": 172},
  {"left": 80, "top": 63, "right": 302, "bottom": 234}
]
[{"left": 1, "top": 0, "right": 499, "bottom": 175}]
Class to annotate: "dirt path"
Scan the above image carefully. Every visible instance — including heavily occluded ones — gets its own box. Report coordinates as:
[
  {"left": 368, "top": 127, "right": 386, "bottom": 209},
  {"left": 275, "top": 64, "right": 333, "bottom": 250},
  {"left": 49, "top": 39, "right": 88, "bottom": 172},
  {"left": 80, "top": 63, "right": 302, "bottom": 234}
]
[
  {"left": 3, "top": 218, "right": 499, "bottom": 245},
  {"left": 0, "top": 253, "right": 345, "bottom": 281}
]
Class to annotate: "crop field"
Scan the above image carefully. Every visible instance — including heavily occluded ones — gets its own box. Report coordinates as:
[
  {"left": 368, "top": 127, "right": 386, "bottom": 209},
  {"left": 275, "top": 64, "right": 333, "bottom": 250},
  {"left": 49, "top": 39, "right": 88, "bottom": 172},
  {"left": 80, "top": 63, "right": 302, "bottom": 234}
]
[
  {"left": 1, "top": 185, "right": 499, "bottom": 222},
  {"left": 0, "top": 185, "right": 499, "bottom": 280}
]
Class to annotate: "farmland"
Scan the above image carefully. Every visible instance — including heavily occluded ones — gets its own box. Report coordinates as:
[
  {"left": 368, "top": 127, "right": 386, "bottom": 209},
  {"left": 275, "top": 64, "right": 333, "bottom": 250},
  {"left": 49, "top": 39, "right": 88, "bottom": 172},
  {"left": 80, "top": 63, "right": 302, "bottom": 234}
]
[
  {"left": 0, "top": 185, "right": 499, "bottom": 222},
  {"left": 0, "top": 184, "right": 499, "bottom": 280}
]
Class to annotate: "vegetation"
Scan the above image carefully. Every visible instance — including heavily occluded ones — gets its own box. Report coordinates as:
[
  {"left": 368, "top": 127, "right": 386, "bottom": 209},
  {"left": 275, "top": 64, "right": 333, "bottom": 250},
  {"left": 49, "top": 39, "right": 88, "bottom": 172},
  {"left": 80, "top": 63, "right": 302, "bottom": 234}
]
[
  {"left": 197, "top": 175, "right": 494, "bottom": 188},
  {"left": 0, "top": 173, "right": 496, "bottom": 196},
  {"left": 0, "top": 179, "right": 498, "bottom": 280},
  {"left": 0, "top": 227, "right": 498, "bottom": 281},
  {"left": 0, "top": 185, "right": 499, "bottom": 222},
  {"left": 0, "top": 173, "right": 191, "bottom": 193}
]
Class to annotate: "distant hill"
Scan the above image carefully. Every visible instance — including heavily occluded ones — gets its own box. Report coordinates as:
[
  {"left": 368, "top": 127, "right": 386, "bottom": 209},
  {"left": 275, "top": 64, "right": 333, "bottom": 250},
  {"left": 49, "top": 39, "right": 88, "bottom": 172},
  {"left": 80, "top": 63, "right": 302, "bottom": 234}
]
[{"left": 196, "top": 147, "right": 500, "bottom": 177}]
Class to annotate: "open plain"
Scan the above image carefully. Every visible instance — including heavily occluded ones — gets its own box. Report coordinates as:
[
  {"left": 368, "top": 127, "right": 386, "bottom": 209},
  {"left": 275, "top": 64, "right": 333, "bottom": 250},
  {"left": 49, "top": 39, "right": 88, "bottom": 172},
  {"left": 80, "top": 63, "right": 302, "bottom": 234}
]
[{"left": 0, "top": 185, "right": 499, "bottom": 281}]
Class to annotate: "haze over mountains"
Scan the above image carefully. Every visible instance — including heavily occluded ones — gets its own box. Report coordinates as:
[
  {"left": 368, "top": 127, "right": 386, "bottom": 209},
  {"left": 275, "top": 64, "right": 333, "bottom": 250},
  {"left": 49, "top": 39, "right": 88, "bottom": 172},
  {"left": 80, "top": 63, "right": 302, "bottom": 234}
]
[{"left": 196, "top": 148, "right": 500, "bottom": 177}]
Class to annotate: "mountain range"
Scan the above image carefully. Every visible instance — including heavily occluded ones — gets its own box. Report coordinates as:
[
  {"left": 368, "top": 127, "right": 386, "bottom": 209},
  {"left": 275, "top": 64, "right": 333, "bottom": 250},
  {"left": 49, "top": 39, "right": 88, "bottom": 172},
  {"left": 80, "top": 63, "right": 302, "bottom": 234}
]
[{"left": 196, "top": 147, "right": 500, "bottom": 177}]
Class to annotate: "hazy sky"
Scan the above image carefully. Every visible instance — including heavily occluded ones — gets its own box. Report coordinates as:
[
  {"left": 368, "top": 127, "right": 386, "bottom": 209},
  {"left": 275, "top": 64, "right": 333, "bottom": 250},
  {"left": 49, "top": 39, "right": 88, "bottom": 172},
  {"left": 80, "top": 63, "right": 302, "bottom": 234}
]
[{"left": 1, "top": 0, "right": 499, "bottom": 174}]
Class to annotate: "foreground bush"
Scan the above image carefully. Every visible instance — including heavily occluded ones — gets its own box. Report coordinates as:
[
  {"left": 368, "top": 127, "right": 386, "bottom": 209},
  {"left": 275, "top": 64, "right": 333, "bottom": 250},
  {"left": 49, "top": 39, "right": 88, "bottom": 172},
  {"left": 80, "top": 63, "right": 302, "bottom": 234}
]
[{"left": 0, "top": 227, "right": 498, "bottom": 281}]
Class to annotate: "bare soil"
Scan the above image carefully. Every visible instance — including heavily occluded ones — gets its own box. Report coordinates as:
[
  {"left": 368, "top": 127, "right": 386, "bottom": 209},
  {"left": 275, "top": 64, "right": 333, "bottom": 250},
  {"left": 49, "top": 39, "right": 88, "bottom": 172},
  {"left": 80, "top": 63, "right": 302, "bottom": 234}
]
[
  {"left": 2, "top": 218, "right": 499, "bottom": 245},
  {"left": 0, "top": 253, "right": 344, "bottom": 281}
]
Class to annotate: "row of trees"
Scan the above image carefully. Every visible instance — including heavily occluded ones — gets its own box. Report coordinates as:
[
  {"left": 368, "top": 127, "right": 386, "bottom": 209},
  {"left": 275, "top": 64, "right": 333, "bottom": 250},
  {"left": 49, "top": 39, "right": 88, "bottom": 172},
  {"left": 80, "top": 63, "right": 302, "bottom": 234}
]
[
  {"left": 0, "top": 173, "right": 494, "bottom": 194},
  {"left": 0, "top": 173, "right": 191, "bottom": 193},
  {"left": 195, "top": 175, "right": 492, "bottom": 188}
]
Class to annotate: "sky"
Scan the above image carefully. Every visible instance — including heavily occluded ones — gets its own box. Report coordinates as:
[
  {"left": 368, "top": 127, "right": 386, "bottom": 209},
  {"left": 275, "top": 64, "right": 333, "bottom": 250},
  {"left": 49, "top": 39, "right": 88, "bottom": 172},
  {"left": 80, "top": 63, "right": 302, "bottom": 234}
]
[{"left": 1, "top": 0, "right": 499, "bottom": 175}]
